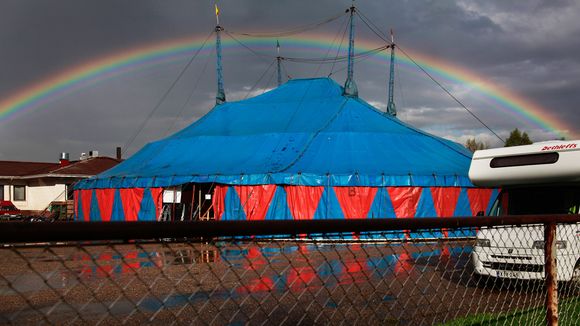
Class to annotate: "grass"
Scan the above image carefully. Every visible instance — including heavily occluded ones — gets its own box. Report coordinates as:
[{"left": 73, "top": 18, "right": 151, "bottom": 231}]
[{"left": 441, "top": 296, "right": 580, "bottom": 326}]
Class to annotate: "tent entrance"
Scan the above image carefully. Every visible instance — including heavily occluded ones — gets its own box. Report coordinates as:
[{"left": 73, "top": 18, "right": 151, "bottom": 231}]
[{"left": 161, "top": 183, "right": 215, "bottom": 221}]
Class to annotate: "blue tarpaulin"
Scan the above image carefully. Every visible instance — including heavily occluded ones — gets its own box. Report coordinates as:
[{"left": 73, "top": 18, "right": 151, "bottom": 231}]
[{"left": 76, "top": 78, "right": 473, "bottom": 189}]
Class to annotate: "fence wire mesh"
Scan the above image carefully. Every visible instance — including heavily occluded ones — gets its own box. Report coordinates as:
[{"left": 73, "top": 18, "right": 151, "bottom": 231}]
[{"left": 1, "top": 222, "right": 580, "bottom": 325}]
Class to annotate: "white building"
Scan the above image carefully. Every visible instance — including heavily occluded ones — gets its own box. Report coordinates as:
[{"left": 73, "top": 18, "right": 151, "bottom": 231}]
[{"left": 0, "top": 152, "right": 120, "bottom": 215}]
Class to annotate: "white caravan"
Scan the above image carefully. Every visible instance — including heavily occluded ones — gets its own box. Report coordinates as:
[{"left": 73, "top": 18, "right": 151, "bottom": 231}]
[{"left": 469, "top": 140, "right": 580, "bottom": 281}]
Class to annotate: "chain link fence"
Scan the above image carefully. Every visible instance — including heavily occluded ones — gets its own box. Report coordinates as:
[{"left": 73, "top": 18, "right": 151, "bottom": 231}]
[{"left": 1, "top": 216, "right": 579, "bottom": 325}]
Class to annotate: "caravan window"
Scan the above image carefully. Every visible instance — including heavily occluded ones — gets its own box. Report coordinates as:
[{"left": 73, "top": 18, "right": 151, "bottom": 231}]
[
  {"left": 490, "top": 152, "right": 559, "bottom": 168},
  {"left": 490, "top": 186, "right": 580, "bottom": 216}
]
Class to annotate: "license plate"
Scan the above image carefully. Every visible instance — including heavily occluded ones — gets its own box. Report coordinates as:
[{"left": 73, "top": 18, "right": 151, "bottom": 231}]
[{"left": 497, "top": 271, "right": 522, "bottom": 278}]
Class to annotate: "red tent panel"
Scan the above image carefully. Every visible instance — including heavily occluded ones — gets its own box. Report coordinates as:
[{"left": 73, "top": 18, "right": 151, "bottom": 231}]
[
  {"left": 96, "top": 189, "right": 116, "bottom": 222},
  {"left": 120, "top": 188, "right": 144, "bottom": 222},
  {"left": 285, "top": 186, "right": 324, "bottom": 220},
  {"left": 234, "top": 185, "right": 277, "bottom": 221},
  {"left": 212, "top": 185, "right": 228, "bottom": 220},
  {"left": 80, "top": 190, "right": 93, "bottom": 222},
  {"left": 387, "top": 187, "right": 422, "bottom": 218},
  {"left": 334, "top": 186, "right": 378, "bottom": 219},
  {"left": 431, "top": 187, "right": 461, "bottom": 217},
  {"left": 467, "top": 188, "right": 494, "bottom": 216}
]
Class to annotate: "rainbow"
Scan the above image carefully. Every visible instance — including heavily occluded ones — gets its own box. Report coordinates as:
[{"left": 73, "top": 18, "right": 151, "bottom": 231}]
[{"left": 0, "top": 32, "right": 574, "bottom": 139}]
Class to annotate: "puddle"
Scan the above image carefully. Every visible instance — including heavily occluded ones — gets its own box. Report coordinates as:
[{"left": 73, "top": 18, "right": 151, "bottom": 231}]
[
  {"left": 1, "top": 242, "right": 470, "bottom": 312},
  {"left": 163, "top": 248, "right": 219, "bottom": 265}
]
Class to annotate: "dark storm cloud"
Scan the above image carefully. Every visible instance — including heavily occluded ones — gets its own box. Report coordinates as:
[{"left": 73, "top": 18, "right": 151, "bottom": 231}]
[{"left": 0, "top": 0, "right": 579, "bottom": 161}]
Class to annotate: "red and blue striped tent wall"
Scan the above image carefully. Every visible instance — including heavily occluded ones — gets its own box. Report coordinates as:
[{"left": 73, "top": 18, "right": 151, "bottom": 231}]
[
  {"left": 212, "top": 185, "right": 497, "bottom": 221},
  {"left": 75, "top": 185, "right": 497, "bottom": 237},
  {"left": 75, "top": 188, "right": 163, "bottom": 222}
]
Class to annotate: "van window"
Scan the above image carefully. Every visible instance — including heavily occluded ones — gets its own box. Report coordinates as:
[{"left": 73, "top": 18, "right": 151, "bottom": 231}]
[
  {"left": 490, "top": 186, "right": 580, "bottom": 216},
  {"left": 490, "top": 152, "right": 559, "bottom": 168}
]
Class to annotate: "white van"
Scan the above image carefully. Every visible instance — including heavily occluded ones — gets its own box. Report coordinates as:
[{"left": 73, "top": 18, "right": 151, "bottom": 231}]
[{"left": 468, "top": 140, "right": 580, "bottom": 281}]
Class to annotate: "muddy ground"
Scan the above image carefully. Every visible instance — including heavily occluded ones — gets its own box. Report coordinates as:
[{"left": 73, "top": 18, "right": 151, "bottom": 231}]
[{"left": 0, "top": 240, "right": 573, "bottom": 325}]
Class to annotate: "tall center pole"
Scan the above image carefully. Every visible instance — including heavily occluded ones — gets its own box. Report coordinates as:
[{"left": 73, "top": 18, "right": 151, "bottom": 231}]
[
  {"left": 343, "top": 5, "right": 358, "bottom": 97},
  {"left": 215, "top": 4, "right": 226, "bottom": 105},
  {"left": 276, "top": 40, "right": 282, "bottom": 87},
  {"left": 386, "top": 29, "right": 397, "bottom": 116}
]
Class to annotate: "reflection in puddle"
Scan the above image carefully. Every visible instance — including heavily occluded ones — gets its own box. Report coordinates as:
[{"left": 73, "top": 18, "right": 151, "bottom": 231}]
[
  {"left": 70, "top": 251, "right": 163, "bottom": 281},
  {"left": 134, "top": 242, "right": 471, "bottom": 312},
  {"left": 1, "top": 241, "right": 472, "bottom": 316},
  {"left": 164, "top": 248, "right": 219, "bottom": 265}
]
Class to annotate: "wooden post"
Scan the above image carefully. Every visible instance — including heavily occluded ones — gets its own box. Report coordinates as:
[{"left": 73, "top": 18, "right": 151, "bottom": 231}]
[{"left": 545, "top": 222, "right": 558, "bottom": 326}]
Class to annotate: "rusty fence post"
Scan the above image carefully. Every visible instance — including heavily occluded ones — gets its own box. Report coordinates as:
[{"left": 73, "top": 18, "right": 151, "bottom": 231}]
[{"left": 545, "top": 221, "right": 558, "bottom": 326}]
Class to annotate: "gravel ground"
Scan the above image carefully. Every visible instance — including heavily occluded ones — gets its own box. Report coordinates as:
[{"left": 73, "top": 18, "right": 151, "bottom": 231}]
[{"left": 0, "top": 240, "right": 566, "bottom": 325}]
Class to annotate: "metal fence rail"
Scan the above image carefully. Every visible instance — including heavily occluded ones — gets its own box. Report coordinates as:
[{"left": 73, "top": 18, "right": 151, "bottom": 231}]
[{"left": 1, "top": 216, "right": 579, "bottom": 325}]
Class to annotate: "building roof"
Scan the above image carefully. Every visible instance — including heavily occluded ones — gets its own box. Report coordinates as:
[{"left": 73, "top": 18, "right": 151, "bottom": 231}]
[
  {"left": 0, "top": 157, "right": 121, "bottom": 179},
  {"left": 77, "top": 78, "right": 474, "bottom": 189},
  {"left": 0, "top": 161, "right": 60, "bottom": 177},
  {"left": 49, "top": 157, "right": 121, "bottom": 176}
]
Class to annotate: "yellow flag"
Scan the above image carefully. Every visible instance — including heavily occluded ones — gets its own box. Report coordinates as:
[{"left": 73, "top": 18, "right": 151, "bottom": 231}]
[{"left": 215, "top": 4, "right": 219, "bottom": 17}]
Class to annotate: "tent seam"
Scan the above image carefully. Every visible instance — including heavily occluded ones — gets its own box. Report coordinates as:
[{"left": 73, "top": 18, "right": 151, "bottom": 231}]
[{"left": 276, "top": 98, "right": 350, "bottom": 173}]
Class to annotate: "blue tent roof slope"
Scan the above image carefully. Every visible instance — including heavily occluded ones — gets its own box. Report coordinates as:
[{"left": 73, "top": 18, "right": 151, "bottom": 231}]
[{"left": 77, "top": 77, "right": 474, "bottom": 189}]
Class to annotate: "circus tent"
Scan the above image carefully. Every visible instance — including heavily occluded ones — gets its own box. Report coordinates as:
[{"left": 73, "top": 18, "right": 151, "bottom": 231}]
[
  {"left": 74, "top": 5, "right": 498, "bottom": 227},
  {"left": 74, "top": 77, "right": 497, "bottom": 224}
]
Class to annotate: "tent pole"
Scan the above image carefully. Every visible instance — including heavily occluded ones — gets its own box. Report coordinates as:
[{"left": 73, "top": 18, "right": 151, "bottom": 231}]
[
  {"left": 386, "top": 29, "right": 397, "bottom": 116},
  {"left": 198, "top": 190, "right": 202, "bottom": 220},
  {"left": 207, "top": 202, "right": 214, "bottom": 220},
  {"left": 214, "top": 5, "right": 226, "bottom": 105},
  {"left": 172, "top": 188, "right": 176, "bottom": 222},
  {"left": 194, "top": 183, "right": 195, "bottom": 221},
  {"left": 343, "top": 5, "right": 358, "bottom": 97}
]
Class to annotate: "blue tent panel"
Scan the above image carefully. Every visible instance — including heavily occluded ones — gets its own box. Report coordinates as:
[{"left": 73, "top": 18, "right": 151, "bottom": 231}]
[
  {"left": 89, "top": 190, "right": 101, "bottom": 222},
  {"left": 313, "top": 187, "right": 351, "bottom": 239},
  {"left": 111, "top": 189, "right": 125, "bottom": 221},
  {"left": 265, "top": 186, "right": 292, "bottom": 221},
  {"left": 452, "top": 188, "right": 475, "bottom": 237},
  {"left": 137, "top": 188, "right": 157, "bottom": 221},
  {"left": 368, "top": 187, "right": 396, "bottom": 219},
  {"left": 221, "top": 186, "right": 247, "bottom": 221},
  {"left": 314, "top": 187, "right": 344, "bottom": 220},
  {"left": 412, "top": 187, "right": 442, "bottom": 239},
  {"left": 76, "top": 192, "right": 83, "bottom": 221},
  {"left": 364, "top": 187, "right": 401, "bottom": 240}
]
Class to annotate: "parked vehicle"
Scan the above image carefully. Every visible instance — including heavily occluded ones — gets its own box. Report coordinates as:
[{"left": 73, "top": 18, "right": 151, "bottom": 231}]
[
  {"left": 0, "top": 200, "right": 21, "bottom": 218},
  {"left": 468, "top": 140, "right": 580, "bottom": 281}
]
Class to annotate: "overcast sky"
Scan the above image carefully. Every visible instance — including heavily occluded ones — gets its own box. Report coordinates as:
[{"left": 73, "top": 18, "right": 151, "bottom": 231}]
[{"left": 0, "top": 0, "right": 579, "bottom": 162}]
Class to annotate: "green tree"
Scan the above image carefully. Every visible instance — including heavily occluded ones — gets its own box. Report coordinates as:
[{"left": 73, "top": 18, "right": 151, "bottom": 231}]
[
  {"left": 465, "top": 138, "right": 488, "bottom": 152},
  {"left": 505, "top": 128, "right": 533, "bottom": 147}
]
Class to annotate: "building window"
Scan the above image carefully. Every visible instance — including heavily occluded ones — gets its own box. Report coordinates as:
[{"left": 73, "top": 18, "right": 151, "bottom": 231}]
[
  {"left": 13, "top": 185, "right": 26, "bottom": 201},
  {"left": 0, "top": 185, "right": 4, "bottom": 200}
]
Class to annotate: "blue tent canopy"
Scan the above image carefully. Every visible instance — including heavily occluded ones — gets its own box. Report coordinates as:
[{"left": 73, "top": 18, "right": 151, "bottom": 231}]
[{"left": 76, "top": 77, "right": 474, "bottom": 189}]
